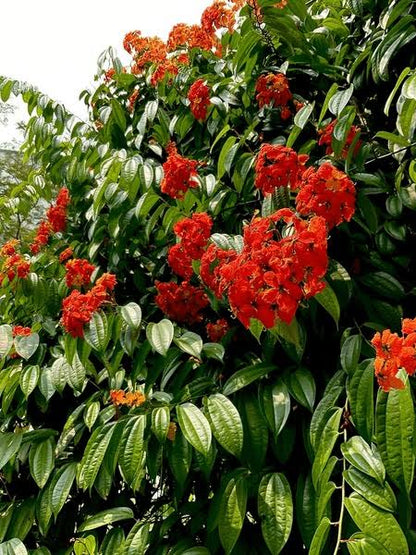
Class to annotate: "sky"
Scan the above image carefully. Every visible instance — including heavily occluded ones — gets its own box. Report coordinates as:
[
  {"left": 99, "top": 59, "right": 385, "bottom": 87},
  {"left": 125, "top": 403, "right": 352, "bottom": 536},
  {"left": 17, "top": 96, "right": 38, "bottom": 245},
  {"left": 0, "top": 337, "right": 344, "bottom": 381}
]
[{"left": 0, "top": 0, "right": 208, "bottom": 144}]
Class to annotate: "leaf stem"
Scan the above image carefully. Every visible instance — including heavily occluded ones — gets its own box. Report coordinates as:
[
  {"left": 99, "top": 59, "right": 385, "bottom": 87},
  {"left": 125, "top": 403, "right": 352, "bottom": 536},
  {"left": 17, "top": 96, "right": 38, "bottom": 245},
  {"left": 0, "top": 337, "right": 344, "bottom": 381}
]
[{"left": 333, "top": 426, "right": 347, "bottom": 553}]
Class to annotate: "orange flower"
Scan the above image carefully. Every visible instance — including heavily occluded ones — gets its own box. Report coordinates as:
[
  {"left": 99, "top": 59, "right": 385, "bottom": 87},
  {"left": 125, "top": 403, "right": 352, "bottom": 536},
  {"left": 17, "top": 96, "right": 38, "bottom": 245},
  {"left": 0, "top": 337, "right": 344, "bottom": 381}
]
[{"left": 167, "top": 422, "right": 177, "bottom": 441}]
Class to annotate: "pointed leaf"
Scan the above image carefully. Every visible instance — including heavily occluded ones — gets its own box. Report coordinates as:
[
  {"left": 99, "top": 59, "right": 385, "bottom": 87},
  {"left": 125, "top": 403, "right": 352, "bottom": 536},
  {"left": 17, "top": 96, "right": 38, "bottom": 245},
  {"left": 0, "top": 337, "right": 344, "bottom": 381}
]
[
  {"left": 177, "top": 403, "right": 212, "bottom": 456},
  {"left": 146, "top": 319, "right": 174, "bottom": 356},
  {"left": 205, "top": 394, "right": 243, "bottom": 457},
  {"left": 258, "top": 473, "right": 293, "bottom": 554}
]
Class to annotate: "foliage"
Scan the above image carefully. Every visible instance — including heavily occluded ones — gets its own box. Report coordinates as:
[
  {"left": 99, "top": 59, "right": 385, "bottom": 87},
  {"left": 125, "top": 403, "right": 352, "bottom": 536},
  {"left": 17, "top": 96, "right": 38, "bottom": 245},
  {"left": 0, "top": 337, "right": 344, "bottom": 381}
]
[{"left": 0, "top": 0, "right": 416, "bottom": 553}]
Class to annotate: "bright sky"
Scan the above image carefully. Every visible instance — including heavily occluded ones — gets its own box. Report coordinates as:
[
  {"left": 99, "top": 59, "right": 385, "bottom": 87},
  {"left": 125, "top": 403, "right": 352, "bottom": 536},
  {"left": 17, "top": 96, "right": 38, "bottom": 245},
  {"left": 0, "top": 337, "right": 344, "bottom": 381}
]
[{"left": 0, "top": 0, "right": 208, "bottom": 142}]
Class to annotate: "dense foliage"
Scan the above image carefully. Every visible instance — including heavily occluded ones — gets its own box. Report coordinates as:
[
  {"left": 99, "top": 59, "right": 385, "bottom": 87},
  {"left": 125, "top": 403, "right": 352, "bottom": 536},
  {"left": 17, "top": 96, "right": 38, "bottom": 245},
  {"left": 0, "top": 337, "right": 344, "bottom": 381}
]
[{"left": 1, "top": 0, "right": 416, "bottom": 552}]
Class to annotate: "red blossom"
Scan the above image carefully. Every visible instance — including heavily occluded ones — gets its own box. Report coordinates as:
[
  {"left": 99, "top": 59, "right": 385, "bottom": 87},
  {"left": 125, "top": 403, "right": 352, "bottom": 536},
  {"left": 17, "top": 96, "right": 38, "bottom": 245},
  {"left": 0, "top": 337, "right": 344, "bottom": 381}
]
[
  {"left": 206, "top": 318, "right": 229, "bottom": 342},
  {"left": 12, "top": 325, "right": 32, "bottom": 337},
  {"left": 59, "top": 247, "right": 73, "bottom": 263},
  {"left": 295, "top": 163, "right": 356, "bottom": 229},
  {"left": 173, "top": 212, "right": 213, "bottom": 260},
  {"left": 3, "top": 254, "right": 30, "bottom": 281},
  {"left": 65, "top": 259, "right": 96, "bottom": 288},
  {"left": 155, "top": 280, "right": 209, "bottom": 324},
  {"left": 255, "top": 73, "right": 292, "bottom": 109},
  {"left": 200, "top": 244, "right": 238, "bottom": 298},
  {"left": 0, "top": 240, "right": 19, "bottom": 257},
  {"left": 161, "top": 142, "right": 199, "bottom": 199},
  {"left": 188, "top": 79, "right": 211, "bottom": 121},
  {"left": 96, "top": 273, "right": 117, "bottom": 291},
  {"left": 254, "top": 144, "right": 308, "bottom": 196}
]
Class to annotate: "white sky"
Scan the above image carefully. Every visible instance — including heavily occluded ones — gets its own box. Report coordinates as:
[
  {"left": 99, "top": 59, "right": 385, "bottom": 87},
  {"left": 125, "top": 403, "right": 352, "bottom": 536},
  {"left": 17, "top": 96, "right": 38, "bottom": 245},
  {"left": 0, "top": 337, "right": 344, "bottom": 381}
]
[{"left": 0, "top": 0, "right": 208, "bottom": 143}]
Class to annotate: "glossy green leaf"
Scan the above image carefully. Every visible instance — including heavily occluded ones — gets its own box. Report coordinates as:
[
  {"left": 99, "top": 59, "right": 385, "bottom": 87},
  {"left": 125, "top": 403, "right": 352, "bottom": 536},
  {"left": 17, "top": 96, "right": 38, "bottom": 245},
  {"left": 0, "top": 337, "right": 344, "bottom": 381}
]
[
  {"left": 223, "top": 363, "right": 277, "bottom": 396},
  {"left": 177, "top": 403, "right": 212, "bottom": 456},
  {"left": 219, "top": 475, "right": 247, "bottom": 554},
  {"left": 341, "top": 436, "right": 385, "bottom": 484},
  {"left": 347, "top": 360, "right": 374, "bottom": 443},
  {"left": 344, "top": 467, "right": 396, "bottom": 512},
  {"left": 78, "top": 422, "right": 116, "bottom": 490},
  {"left": 174, "top": 332, "right": 203, "bottom": 359},
  {"left": 146, "top": 319, "right": 174, "bottom": 356},
  {"left": 312, "top": 408, "right": 342, "bottom": 488},
  {"left": 309, "top": 517, "right": 330, "bottom": 555},
  {"left": 50, "top": 463, "right": 77, "bottom": 518},
  {"left": 287, "top": 367, "right": 316, "bottom": 412},
  {"left": 205, "top": 393, "right": 243, "bottom": 457},
  {"left": 314, "top": 282, "right": 340, "bottom": 326},
  {"left": 0, "top": 325, "right": 13, "bottom": 357},
  {"left": 29, "top": 438, "right": 55, "bottom": 488},
  {"left": 119, "top": 415, "right": 146, "bottom": 490},
  {"left": 124, "top": 521, "right": 150, "bottom": 555},
  {"left": 84, "top": 311, "right": 109, "bottom": 353},
  {"left": 345, "top": 493, "right": 408, "bottom": 555},
  {"left": 261, "top": 380, "right": 291, "bottom": 438},
  {"left": 346, "top": 533, "right": 390, "bottom": 555},
  {"left": 78, "top": 507, "right": 134, "bottom": 532},
  {"left": 120, "top": 302, "right": 142, "bottom": 329},
  {"left": 0, "top": 432, "right": 22, "bottom": 470},
  {"left": 14, "top": 333, "right": 39, "bottom": 360},
  {"left": 258, "top": 473, "right": 293, "bottom": 554},
  {"left": 151, "top": 406, "right": 170, "bottom": 442},
  {"left": 20, "top": 365, "right": 39, "bottom": 398}
]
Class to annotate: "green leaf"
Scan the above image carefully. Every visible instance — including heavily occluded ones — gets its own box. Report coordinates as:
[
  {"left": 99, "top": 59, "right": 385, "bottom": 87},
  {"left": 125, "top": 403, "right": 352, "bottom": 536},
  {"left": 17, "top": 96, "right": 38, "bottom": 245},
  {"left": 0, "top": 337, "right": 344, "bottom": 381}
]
[
  {"left": 0, "top": 432, "right": 22, "bottom": 470},
  {"left": 258, "top": 473, "right": 293, "bottom": 554},
  {"left": 314, "top": 283, "right": 340, "bottom": 326},
  {"left": 168, "top": 430, "right": 192, "bottom": 488},
  {"left": 111, "top": 99, "right": 126, "bottom": 131},
  {"left": 344, "top": 467, "right": 396, "bottom": 512},
  {"left": 271, "top": 318, "right": 300, "bottom": 347},
  {"left": 151, "top": 407, "right": 170, "bottom": 442},
  {"left": 376, "top": 384, "right": 415, "bottom": 493},
  {"left": 223, "top": 363, "right": 277, "bottom": 396},
  {"left": 384, "top": 67, "right": 411, "bottom": 115},
  {"left": 177, "top": 403, "right": 212, "bottom": 456},
  {"left": 347, "top": 360, "right": 374, "bottom": 443},
  {"left": 218, "top": 136, "right": 237, "bottom": 179},
  {"left": 0, "top": 539, "right": 28, "bottom": 555},
  {"left": 174, "top": 332, "right": 203, "bottom": 359},
  {"left": 312, "top": 408, "right": 342, "bottom": 488},
  {"left": 340, "top": 335, "right": 362, "bottom": 375},
  {"left": 124, "top": 521, "right": 150, "bottom": 555},
  {"left": 294, "top": 101, "right": 315, "bottom": 129},
  {"left": 0, "top": 325, "right": 13, "bottom": 357},
  {"left": 119, "top": 415, "right": 146, "bottom": 490},
  {"left": 261, "top": 380, "right": 291, "bottom": 438},
  {"left": 84, "top": 312, "right": 109, "bottom": 353},
  {"left": 309, "top": 517, "right": 331, "bottom": 555},
  {"left": 29, "top": 438, "right": 55, "bottom": 488},
  {"left": 121, "top": 302, "right": 142, "bottom": 329},
  {"left": 318, "top": 83, "right": 338, "bottom": 123},
  {"left": 20, "top": 365, "right": 40, "bottom": 398},
  {"left": 310, "top": 371, "right": 345, "bottom": 452},
  {"left": 78, "top": 422, "right": 116, "bottom": 490},
  {"left": 50, "top": 462, "right": 77, "bottom": 518},
  {"left": 219, "top": 475, "right": 248, "bottom": 554},
  {"left": 328, "top": 84, "right": 354, "bottom": 116},
  {"left": 205, "top": 393, "right": 243, "bottom": 457},
  {"left": 78, "top": 507, "right": 134, "bottom": 532},
  {"left": 345, "top": 493, "right": 409, "bottom": 555},
  {"left": 360, "top": 272, "right": 405, "bottom": 300},
  {"left": 146, "top": 319, "right": 174, "bottom": 356},
  {"left": 202, "top": 342, "right": 225, "bottom": 362},
  {"left": 84, "top": 401, "right": 100, "bottom": 431},
  {"left": 346, "top": 533, "right": 390, "bottom": 554},
  {"left": 287, "top": 368, "right": 316, "bottom": 412},
  {"left": 341, "top": 436, "right": 385, "bottom": 484},
  {"left": 14, "top": 333, "right": 39, "bottom": 360}
]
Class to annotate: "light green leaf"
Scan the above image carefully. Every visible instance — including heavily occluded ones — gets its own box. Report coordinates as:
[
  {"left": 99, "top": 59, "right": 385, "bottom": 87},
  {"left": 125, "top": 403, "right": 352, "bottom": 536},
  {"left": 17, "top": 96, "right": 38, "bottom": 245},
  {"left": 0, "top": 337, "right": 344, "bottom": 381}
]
[
  {"left": 84, "top": 312, "right": 109, "bottom": 353},
  {"left": 121, "top": 302, "right": 142, "bottom": 329},
  {"left": 151, "top": 407, "right": 170, "bottom": 442},
  {"left": 119, "top": 415, "right": 146, "bottom": 490},
  {"left": 219, "top": 475, "right": 247, "bottom": 554},
  {"left": 340, "top": 335, "right": 362, "bottom": 375},
  {"left": 312, "top": 408, "right": 342, "bottom": 488},
  {"left": 287, "top": 368, "right": 316, "bottom": 412},
  {"left": 309, "top": 517, "right": 331, "bottom": 555},
  {"left": 14, "top": 333, "right": 39, "bottom": 360},
  {"left": 0, "top": 539, "right": 28, "bottom": 555},
  {"left": 174, "top": 332, "right": 203, "bottom": 359},
  {"left": 218, "top": 136, "right": 237, "bottom": 179},
  {"left": 78, "top": 507, "right": 134, "bottom": 532},
  {"left": 346, "top": 533, "right": 390, "bottom": 554},
  {"left": 0, "top": 432, "right": 22, "bottom": 470},
  {"left": 376, "top": 383, "right": 415, "bottom": 493},
  {"left": 146, "top": 319, "right": 174, "bottom": 356},
  {"left": 261, "top": 380, "right": 291, "bottom": 438},
  {"left": 205, "top": 394, "right": 243, "bottom": 457},
  {"left": 20, "top": 365, "right": 40, "bottom": 398},
  {"left": 341, "top": 436, "right": 385, "bottom": 484},
  {"left": 51, "top": 463, "right": 77, "bottom": 518},
  {"left": 124, "top": 521, "right": 150, "bottom": 555},
  {"left": 314, "top": 283, "right": 340, "bottom": 326},
  {"left": 78, "top": 422, "right": 116, "bottom": 490},
  {"left": 344, "top": 467, "right": 396, "bottom": 513},
  {"left": 0, "top": 325, "right": 13, "bottom": 357},
  {"left": 177, "top": 403, "right": 212, "bottom": 456},
  {"left": 347, "top": 360, "right": 374, "bottom": 443},
  {"left": 345, "top": 493, "right": 408, "bottom": 555},
  {"left": 29, "top": 438, "right": 55, "bottom": 488},
  {"left": 258, "top": 473, "right": 293, "bottom": 554}
]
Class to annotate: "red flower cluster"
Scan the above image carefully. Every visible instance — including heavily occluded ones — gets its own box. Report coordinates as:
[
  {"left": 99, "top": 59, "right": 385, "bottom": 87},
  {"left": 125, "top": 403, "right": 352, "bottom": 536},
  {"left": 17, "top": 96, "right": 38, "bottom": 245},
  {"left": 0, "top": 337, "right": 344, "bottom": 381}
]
[
  {"left": 201, "top": 1, "right": 235, "bottom": 35},
  {"left": 254, "top": 144, "right": 308, "bottom": 195},
  {"left": 0, "top": 240, "right": 19, "bottom": 257},
  {"left": 59, "top": 247, "right": 73, "bottom": 263},
  {"left": 206, "top": 318, "right": 229, "bottom": 342},
  {"left": 0, "top": 252, "right": 30, "bottom": 283},
  {"left": 12, "top": 325, "right": 32, "bottom": 337},
  {"left": 155, "top": 280, "right": 209, "bottom": 325},
  {"left": 203, "top": 210, "right": 328, "bottom": 328},
  {"left": 295, "top": 163, "right": 356, "bottom": 229},
  {"left": 371, "top": 318, "right": 416, "bottom": 391},
  {"left": 318, "top": 119, "right": 361, "bottom": 159},
  {"left": 255, "top": 73, "right": 293, "bottom": 116},
  {"left": 200, "top": 244, "right": 238, "bottom": 298},
  {"left": 168, "top": 212, "right": 213, "bottom": 279},
  {"left": 31, "top": 188, "right": 70, "bottom": 254},
  {"left": 161, "top": 143, "right": 199, "bottom": 199},
  {"left": 188, "top": 79, "right": 211, "bottom": 121},
  {"left": 61, "top": 272, "right": 116, "bottom": 337},
  {"left": 65, "top": 259, "right": 96, "bottom": 288},
  {"left": 110, "top": 389, "right": 146, "bottom": 407}
]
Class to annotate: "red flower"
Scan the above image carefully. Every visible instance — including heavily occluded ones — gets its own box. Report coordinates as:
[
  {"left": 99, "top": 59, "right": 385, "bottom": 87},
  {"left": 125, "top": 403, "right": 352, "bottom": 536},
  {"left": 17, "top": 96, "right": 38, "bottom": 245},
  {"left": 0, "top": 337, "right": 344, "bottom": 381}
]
[
  {"left": 59, "top": 247, "right": 73, "bottom": 263},
  {"left": 201, "top": 1, "right": 235, "bottom": 34},
  {"left": 206, "top": 318, "right": 229, "bottom": 342},
  {"left": 127, "top": 89, "right": 140, "bottom": 112},
  {"left": 110, "top": 389, "right": 146, "bottom": 407},
  {"left": 168, "top": 244, "right": 194, "bottom": 279},
  {"left": 188, "top": 79, "right": 211, "bottom": 121},
  {"left": 318, "top": 119, "right": 361, "bottom": 158},
  {"left": 0, "top": 240, "right": 19, "bottom": 257},
  {"left": 173, "top": 212, "right": 213, "bottom": 260},
  {"left": 161, "top": 143, "right": 199, "bottom": 199},
  {"left": 155, "top": 280, "right": 209, "bottom": 324},
  {"left": 295, "top": 163, "right": 356, "bottom": 229},
  {"left": 12, "top": 325, "right": 32, "bottom": 337},
  {"left": 3, "top": 254, "right": 30, "bottom": 281},
  {"left": 47, "top": 187, "right": 70, "bottom": 233},
  {"left": 65, "top": 259, "right": 96, "bottom": 288},
  {"left": 200, "top": 244, "right": 238, "bottom": 298},
  {"left": 374, "top": 357, "right": 405, "bottom": 392},
  {"left": 402, "top": 318, "right": 416, "bottom": 335},
  {"left": 254, "top": 144, "right": 308, "bottom": 196},
  {"left": 96, "top": 273, "right": 117, "bottom": 291},
  {"left": 255, "top": 73, "right": 292, "bottom": 109}
]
